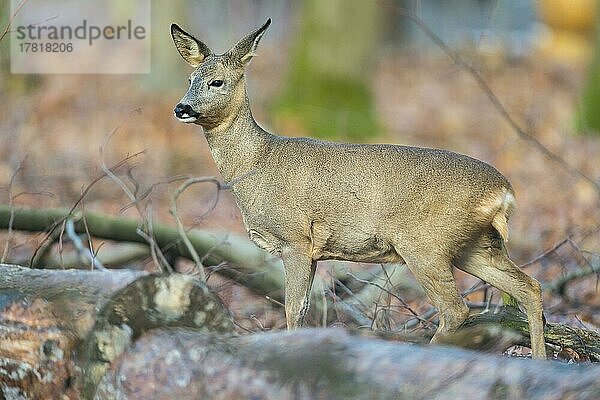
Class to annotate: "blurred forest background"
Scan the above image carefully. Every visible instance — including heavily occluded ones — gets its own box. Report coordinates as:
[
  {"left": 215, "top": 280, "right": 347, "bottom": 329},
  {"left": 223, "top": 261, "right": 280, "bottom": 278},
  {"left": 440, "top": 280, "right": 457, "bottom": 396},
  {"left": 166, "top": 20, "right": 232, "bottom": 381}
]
[{"left": 1, "top": 0, "right": 600, "bottom": 345}]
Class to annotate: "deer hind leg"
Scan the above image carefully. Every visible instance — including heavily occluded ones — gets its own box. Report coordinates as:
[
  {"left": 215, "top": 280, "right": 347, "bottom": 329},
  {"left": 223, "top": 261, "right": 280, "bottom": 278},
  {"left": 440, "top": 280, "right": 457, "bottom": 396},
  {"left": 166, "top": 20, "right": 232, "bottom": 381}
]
[
  {"left": 282, "top": 249, "right": 317, "bottom": 329},
  {"left": 406, "top": 256, "right": 469, "bottom": 343},
  {"left": 457, "top": 231, "right": 547, "bottom": 359}
]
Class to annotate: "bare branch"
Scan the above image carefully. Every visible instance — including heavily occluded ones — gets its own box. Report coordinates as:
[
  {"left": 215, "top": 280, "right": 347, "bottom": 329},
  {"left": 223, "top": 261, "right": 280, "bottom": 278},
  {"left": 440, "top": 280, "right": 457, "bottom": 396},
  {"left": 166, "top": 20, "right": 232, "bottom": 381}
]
[
  {"left": 65, "top": 218, "right": 107, "bottom": 271},
  {"left": 169, "top": 177, "right": 222, "bottom": 281},
  {"left": 1, "top": 158, "right": 25, "bottom": 263},
  {"left": 346, "top": 270, "right": 422, "bottom": 321},
  {"left": 29, "top": 151, "right": 145, "bottom": 268},
  {"left": 141, "top": 202, "right": 173, "bottom": 272},
  {"left": 545, "top": 252, "right": 600, "bottom": 295},
  {"left": 99, "top": 112, "right": 173, "bottom": 272},
  {"left": 0, "top": 0, "right": 29, "bottom": 42}
]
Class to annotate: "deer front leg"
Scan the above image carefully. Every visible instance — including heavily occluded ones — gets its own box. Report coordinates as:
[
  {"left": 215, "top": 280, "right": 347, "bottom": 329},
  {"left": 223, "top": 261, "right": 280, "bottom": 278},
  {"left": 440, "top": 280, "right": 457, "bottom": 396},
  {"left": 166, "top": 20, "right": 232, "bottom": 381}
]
[{"left": 282, "top": 249, "right": 317, "bottom": 329}]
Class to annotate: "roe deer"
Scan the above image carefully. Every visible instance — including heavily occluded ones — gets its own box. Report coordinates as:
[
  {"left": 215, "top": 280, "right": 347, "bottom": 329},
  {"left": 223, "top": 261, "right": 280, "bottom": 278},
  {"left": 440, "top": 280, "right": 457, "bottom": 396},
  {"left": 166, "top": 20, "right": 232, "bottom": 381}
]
[{"left": 171, "top": 19, "right": 547, "bottom": 358}]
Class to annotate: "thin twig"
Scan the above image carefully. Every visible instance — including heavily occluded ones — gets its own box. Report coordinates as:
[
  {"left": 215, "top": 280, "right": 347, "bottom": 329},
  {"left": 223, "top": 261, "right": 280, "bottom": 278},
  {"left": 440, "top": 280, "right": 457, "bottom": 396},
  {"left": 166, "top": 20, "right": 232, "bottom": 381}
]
[
  {"left": 400, "top": 307, "right": 438, "bottom": 331},
  {"left": 232, "top": 319, "right": 255, "bottom": 334},
  {"left": 57, "top": 218, "right": 67, "bottom": 268},
  {"left": 143, "top": 202, "right": 173, "bottom": 272},
  {"left": 169, "top": 177, "right": 221, "bottom": 281},
  {"left": 545, "top": 252, "right": 600, "bottom": 295},
  {"left": 520, "top": 237, "right": 570, "bottom": 268},
  {"left": 329, "top": 272, "right": 370, "bottom": 311},
  {"left": 1, "top": 158, "right": 25, "bottom": 263},
  {"left": 250, "top": 314, "right": 267, "bottom": 331},
  {"left": 203, "top": 261, "right": 228, "bottom": 280},
  {"left": 65, "top": 218, "right": 107, "bottom": 271},
  {"left": 265, "top": 295, "right": 285, "bottom": 308},
  {"left": 28, "top": 151, "right": 144, "bottom": 267},
  {"left": 346, "top": 271, "right": 422, "bottom": 320},
  {"left": 0, "top": 0, "right": 29, "bottom": 43},
  {"left": 99, "top": 110, "right": 173, "bottom": 272},
  {"left": 325, "top": 285, "right": 372, "bottom": 327},
  {"left": 80, "top": 197, "right": 99, "bottom": 270},
  {"left": 29, "top": 222, "right": 61, "bottom": 268},
  {"left": 119, "top": 174, "right": 190, "bottom": 214}
]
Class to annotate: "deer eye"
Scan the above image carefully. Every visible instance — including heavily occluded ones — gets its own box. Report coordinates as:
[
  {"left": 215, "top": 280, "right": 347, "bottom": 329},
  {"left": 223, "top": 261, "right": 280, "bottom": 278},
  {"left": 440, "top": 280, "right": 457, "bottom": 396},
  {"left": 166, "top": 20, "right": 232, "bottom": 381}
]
[{"left": 209, "top": 79, "right": 224, "bottom": 88}]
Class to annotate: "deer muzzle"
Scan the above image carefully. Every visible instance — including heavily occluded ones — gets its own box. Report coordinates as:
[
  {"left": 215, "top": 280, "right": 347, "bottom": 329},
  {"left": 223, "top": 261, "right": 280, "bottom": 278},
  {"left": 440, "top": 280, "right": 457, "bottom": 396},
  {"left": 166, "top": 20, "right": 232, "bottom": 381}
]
[{"left": 174, "top": 103, "right": 200, "bottom": 123}]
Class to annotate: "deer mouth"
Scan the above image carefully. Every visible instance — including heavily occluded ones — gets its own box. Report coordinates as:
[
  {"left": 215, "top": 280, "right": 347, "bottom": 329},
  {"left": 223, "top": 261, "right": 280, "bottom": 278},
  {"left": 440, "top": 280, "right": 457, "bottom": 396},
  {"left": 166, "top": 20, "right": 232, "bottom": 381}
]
[{"left": 176, "top": 114, "right": 199, "bottom": 123}]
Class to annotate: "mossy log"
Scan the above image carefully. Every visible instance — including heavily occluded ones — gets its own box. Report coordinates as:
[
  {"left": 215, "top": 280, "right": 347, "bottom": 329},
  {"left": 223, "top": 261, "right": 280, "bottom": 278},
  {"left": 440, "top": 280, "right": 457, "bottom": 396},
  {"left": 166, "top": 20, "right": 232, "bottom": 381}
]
[
  {"left": 0, "top": 205, "right": 286, "bottom": 299},
  {"left": 461, "top": 306, "right": 600, "bottom": 362}
]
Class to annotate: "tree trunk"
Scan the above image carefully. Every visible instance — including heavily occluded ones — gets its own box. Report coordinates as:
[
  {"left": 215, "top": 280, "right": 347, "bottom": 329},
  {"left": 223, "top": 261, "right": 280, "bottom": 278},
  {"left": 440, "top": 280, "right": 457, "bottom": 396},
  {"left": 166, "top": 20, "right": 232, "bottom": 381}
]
[
  {"left": 271, "top": 0, "right": 381, "bottom": 140},
  {"left": 576, "top": 3, "right": 600, "bottom": 134}
]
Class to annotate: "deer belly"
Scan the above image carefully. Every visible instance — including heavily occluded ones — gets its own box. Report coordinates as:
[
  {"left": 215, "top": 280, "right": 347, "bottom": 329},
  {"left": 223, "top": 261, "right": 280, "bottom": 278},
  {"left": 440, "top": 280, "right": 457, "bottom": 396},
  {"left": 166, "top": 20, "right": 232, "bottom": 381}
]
[{"left": 312, "top": 224, "right": 400, "bottom": 263}]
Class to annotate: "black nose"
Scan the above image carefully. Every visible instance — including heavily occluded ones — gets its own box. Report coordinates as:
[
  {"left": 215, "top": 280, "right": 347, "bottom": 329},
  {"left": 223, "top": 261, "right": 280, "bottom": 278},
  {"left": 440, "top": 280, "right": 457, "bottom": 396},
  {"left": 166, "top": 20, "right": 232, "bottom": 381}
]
[{"left": 174, "top": 103, "right": 200, "bottom": 118}]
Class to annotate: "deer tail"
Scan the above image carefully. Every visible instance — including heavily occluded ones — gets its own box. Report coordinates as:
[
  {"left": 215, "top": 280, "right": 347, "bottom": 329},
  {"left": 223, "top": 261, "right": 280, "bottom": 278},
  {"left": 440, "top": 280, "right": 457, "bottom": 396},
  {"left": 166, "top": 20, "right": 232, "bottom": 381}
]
[{"left": 491, "top": 189, "right": 515, "bottom": 243}]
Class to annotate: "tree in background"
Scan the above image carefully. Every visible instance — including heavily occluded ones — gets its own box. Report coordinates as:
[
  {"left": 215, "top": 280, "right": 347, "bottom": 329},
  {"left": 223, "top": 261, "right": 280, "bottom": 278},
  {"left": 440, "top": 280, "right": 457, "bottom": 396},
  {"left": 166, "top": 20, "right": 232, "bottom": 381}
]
[
  {"left": 0, "top": 2, "right": 39, "bottom": 95},
  {"left": 271, "top": 0, "right": 381, "bottom": 140},
  {"left": 577, "top": 6, "right": 600, "bottom": 135},
  {"left": 143, "top": 0, "right": 187, "bottom": 92}
]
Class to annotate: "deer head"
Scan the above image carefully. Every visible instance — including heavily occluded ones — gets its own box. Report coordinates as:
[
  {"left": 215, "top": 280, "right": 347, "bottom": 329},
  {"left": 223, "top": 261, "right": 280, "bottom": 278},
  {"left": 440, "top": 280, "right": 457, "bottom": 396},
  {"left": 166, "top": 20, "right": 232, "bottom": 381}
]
[{"left": 171, "top": 19, "right": 271, "bottom": 131}]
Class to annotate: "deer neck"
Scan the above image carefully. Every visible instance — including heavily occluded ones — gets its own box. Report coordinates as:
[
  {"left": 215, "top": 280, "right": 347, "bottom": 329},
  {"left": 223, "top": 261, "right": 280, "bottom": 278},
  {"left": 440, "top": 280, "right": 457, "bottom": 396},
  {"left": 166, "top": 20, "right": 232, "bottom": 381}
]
[{"left": 202, "top": 91, "right": 271, "bottom": 184}]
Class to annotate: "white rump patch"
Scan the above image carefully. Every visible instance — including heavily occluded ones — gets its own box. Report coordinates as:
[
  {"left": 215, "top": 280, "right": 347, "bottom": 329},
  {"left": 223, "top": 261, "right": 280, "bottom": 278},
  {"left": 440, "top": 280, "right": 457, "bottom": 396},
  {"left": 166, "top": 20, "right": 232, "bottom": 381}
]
[{"left": 478, "top": 188, "right": 515, "bottom": 242}]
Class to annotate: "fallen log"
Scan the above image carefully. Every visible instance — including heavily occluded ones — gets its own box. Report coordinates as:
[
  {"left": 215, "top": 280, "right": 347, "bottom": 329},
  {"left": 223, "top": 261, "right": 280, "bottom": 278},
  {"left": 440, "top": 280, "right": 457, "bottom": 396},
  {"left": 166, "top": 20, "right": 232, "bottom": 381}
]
[
  {"left": 0, "top": 265, "right": 149, "bottom": 399},
  {"left": 0, "top": 205, "right": 286, "bottom": 299},
  {"left": 461, "top": 306, "right": 600, "bottom": 362},
  {"left": 80, "top": 273, "right": 235, "bottom": 399},
  {"left": 1, "top": 266, "right": 600, "bottom": 399},
  {"left": 0, "top": 264, "right": 147, "bottom": 338},
  {"left": 97, "top": 328, "right": 600, "bottom": 400},
  {"left": 1, "top": 264, "right": 600, "bottom": 360},
  {"left": 0, "top": 267, "right": 235, "bottom": 399}
]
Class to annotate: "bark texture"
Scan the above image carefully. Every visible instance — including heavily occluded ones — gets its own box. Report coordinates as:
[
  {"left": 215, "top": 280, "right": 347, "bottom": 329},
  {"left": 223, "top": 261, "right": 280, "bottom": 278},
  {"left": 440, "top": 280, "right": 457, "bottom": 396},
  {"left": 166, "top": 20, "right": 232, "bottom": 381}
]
[
  {"left": 2, "top": 265, "right": 600, "bottom": 399},
  {"left": 97, "top": 328, "right": 600, "bottom": 400}
]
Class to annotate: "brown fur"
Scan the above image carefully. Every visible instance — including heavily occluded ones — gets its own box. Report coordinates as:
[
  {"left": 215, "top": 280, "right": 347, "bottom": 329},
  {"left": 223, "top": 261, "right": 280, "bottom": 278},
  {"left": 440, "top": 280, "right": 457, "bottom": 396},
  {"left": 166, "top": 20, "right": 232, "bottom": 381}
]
[{"left": 171, "top": 19, "right": 547, "bottom": 358}]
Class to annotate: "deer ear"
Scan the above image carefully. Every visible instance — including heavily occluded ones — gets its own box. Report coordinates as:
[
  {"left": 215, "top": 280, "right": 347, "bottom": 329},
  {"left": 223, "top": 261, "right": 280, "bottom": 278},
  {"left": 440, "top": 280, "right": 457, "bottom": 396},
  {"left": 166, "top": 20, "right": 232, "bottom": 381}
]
[
  {"left": 171, "top": 24, "right": 212, "bottom": 67},
  {"left": 227, "top": 18, "right": 271, "bottom": 65}
]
